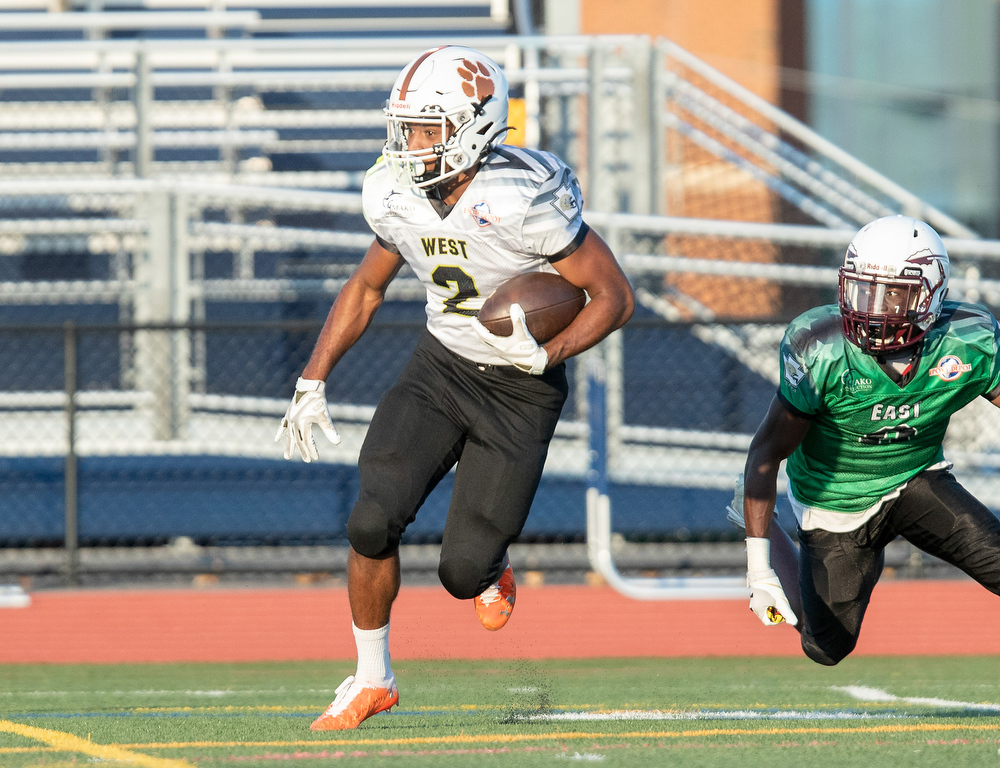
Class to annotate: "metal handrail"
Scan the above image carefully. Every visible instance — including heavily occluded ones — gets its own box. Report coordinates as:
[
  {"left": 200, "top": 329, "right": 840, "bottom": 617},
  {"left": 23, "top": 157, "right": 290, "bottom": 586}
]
[
  {"left": 0, "top": 31, "right": 970, "bottom": 244},
  {"left": 661, "top": 39, "right": 979, "bottom": 238},
  {"left": 0, "top": 10, "right": 260, "bottom": 29},
  {"left": 585, "top": 358, "right": 747, "bottom": 600}
]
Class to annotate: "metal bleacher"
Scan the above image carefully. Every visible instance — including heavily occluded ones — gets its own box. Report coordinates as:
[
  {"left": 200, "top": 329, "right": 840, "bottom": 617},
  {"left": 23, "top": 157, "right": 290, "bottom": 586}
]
[
  {"left": 5, "top": 0, "right": 511, "bottom": 36},
  {"left": 0, "top": 0, "right": 513, "bottom": 188},
  {"left": 5, "top": 3, "right": 1000, "bottom": 587}
]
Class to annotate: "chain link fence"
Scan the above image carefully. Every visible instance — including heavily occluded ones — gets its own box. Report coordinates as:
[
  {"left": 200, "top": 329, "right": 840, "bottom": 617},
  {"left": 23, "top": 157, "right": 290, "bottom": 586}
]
[
  {"left": 6, "top": 308, "right": 991, "bottom": 585},
  {"left": 3, "top": 32, "right": 1000, "bottom": 588},
  {"left": 9, "top": 233, "right": 1000, "bottom": 587},
  {"left": 0, "top": 312, "right": 790, "bottom": 547}
]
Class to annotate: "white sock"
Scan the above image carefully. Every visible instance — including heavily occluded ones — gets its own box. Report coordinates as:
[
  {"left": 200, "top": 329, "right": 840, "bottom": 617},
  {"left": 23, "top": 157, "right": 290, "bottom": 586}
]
[{"left": 353, "top": 623, "right": 392, "bottom": 685}]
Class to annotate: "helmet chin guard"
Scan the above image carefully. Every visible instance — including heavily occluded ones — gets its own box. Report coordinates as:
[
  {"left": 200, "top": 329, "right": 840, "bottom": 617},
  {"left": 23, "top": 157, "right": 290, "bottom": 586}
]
[
  {"left": 383, "top": 46, "right": 510, "bottom": 189},
  {"left": 838, "top": 215, "right": 949, "bottom": 355}
]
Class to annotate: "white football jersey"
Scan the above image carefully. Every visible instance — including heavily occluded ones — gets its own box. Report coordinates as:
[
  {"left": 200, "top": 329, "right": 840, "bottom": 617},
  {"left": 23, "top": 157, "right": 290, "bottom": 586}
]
[{"left": 361, "top": 145, "right": 587, "bottom": 365}]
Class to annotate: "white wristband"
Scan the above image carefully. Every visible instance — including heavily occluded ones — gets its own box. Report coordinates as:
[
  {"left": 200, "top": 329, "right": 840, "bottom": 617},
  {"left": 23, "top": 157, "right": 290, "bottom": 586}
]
[
  {"left": 746, "top": 537, "right": 771, "bottom": 573},
  {"left": 295, "top": 377, "right": 325, "bottom": 392}
]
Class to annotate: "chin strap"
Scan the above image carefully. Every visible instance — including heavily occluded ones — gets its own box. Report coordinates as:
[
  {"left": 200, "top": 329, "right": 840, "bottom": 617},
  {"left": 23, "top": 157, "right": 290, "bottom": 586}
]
[{"left": 484, "top": 125, "right": 513, "bottom": 148}]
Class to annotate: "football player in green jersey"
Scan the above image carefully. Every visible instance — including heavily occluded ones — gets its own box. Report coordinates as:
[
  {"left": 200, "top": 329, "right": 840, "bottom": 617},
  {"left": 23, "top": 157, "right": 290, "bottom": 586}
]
[{"left": 729, "top": 214, "right": 1000, "bottom": 665}]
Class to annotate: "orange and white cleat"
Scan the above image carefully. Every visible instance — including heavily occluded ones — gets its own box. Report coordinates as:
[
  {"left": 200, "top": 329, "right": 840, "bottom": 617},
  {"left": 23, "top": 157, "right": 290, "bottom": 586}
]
[
  {"left": 474, "top": 564, "right": 516, "bottom": 631},
  {"left": 309, "top": 675, "right": 398, "bottom": 731}
]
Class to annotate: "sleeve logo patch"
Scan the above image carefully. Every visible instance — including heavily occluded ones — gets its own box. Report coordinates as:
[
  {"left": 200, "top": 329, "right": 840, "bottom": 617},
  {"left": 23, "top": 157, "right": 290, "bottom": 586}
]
[
  {"left": 929, "top": 355, "right": 971, "bottom": 381},
  {"left": 783, "top": 354, "right": 807, "bottom": 389},
  {"left": 550, "top": 183, "right": 580, "bottom": 221}
]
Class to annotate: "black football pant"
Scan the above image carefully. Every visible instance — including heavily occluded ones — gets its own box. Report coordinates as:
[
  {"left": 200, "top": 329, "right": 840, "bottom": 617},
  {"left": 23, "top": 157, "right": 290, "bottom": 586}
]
[
  {"left": 797, "top": 468, "right": 1000, "bottom": 665},
  {"left": 346, "top": 330, "right": 568, "bottom": 599}
]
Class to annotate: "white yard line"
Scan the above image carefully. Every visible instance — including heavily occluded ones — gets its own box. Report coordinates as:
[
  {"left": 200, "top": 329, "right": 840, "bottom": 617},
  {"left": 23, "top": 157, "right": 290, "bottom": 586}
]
[
  {"left": 528, "top": 709, "right": 913, "bottom": 722},
  {"left": 833, "top": 685, "right": 1000, "bottom": 712}
]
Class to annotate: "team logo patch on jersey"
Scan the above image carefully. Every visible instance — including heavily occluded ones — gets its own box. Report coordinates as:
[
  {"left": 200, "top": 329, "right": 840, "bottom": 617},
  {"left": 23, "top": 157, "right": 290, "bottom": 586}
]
[
  {"left": 841, "top": 370, "right": 873, "bottom": 395},
  {"left": 550, "top": 183, "right": 580, "bottom": 221},
  {"left": 383, "top": 191, "right": 415, "bottom": 218},
  {"left": 783, "top": 353, "right": 807, "bottom": 389},
  {"left": 929, "top": 355, "right": 972, "bottom": 381},
  {"left": 464, "top": 200, "right": 500, "bottom": 227}
]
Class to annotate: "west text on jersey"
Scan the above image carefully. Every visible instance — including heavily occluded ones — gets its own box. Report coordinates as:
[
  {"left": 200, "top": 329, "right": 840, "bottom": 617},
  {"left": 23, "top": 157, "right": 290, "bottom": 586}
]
[{"left": 420, "top": 237, "right": 469, "bottom": 259}]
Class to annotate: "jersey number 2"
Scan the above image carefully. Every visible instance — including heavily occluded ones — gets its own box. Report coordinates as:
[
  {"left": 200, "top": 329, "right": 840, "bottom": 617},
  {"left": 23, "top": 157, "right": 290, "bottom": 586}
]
[{"left": 432, "top": 265, "right": 480, "bottom": 316}]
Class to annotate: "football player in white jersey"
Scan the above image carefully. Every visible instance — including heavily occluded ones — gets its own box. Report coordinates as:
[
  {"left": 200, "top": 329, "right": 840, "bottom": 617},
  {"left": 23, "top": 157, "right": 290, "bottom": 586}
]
[{"left": 276, "top": 45, "right": 634, "bottom": 730}]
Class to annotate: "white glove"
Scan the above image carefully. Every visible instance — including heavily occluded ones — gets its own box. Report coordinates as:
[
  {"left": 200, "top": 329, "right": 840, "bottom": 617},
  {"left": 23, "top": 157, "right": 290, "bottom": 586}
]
[
  {"left": 471, "top": 303, "right": 548, "bottom": 375},
  {"left": 727, "top": 472, "right": 778, "bottom": 530},
  {"left": 725, "top": 472, "right": 746, "bottom": 529},
  {"left": 274, "top": 377, "right": 341, "bottom": 463},
  {"left": 746, "top": 537, "right": 798, "bottom": 627}
]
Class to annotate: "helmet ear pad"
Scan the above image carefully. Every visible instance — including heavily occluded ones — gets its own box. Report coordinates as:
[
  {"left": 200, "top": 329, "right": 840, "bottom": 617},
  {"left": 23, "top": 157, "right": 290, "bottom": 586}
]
[{"left": 838, "top": 215, "right": 950, "bottom": 354}]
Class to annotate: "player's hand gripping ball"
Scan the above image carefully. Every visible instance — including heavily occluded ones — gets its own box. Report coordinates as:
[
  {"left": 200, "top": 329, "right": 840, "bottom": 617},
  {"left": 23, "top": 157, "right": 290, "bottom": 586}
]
[{"left": 477, "top": 272, "right": 585, "bottom": 344}]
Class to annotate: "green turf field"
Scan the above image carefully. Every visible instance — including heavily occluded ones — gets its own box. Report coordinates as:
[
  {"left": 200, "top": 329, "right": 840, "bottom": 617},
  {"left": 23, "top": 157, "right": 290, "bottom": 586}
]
[{"left": 2, "top": 656, "right": 1000, "bottom": 767}]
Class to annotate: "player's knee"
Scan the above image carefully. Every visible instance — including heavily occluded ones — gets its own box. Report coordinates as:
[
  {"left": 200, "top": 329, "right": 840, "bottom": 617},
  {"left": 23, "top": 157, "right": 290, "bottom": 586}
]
[
  {"left": 801, "top": 634, "right": 855, "bottom": 666},
  {"left": 438, "top": 555, "right": 489, "bottom": 600},
  {"left": 346, "top": 504, "right": 399, "bottom": 559}
]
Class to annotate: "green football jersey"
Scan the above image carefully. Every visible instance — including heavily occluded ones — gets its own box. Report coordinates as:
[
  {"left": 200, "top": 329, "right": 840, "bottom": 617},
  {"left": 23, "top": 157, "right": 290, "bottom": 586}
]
[{"left": 778, "top": 301, "right": 1000, "bottom": 513}]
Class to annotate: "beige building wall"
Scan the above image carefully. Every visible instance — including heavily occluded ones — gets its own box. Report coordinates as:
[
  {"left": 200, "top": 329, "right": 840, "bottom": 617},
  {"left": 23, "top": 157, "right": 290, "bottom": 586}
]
[
  {"left": 580, "top": 0, "right": 780, "bottom": 103},
  {"left": 578, "top": 0, "right": 784, "bottom": 318}
]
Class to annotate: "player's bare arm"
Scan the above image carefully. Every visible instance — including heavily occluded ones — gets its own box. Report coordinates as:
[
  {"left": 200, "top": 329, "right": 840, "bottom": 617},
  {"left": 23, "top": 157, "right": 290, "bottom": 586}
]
[
  {"left": 301, "top": 239, "right": 405, "bottom": 381},
  {"left": 739, "top": 395, "right": 810, "bottom": 628},
  {"left": 743, "top": 395, "right": 812, "bottom": 538},
  {"left": 276, "top": 239, "right": 404, "bottom": 462},
  {"left": 544, "top": 228, "right": 635, "bottom": 368}
]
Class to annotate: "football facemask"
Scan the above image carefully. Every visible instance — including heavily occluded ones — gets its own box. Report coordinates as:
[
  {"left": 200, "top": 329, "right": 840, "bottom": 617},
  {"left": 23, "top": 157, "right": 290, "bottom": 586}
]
[
  {"left": 384, "top": 113, "right": 461, "bottom": 187},
  {"left": 839, "top": 270, "right": 931, "bottom": 353}
]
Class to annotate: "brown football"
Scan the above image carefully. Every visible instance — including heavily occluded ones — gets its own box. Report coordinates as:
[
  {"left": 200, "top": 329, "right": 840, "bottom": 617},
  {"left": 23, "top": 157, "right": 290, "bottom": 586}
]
[{"left": 478, "top": 272, "right": 586, "bottom": 343}]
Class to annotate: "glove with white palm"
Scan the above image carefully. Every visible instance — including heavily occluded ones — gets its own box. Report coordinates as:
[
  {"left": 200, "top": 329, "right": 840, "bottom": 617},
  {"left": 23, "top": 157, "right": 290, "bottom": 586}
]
[
  {"left": 275, "top": 377, "right": 341, "bottom": 463},
  {"left": 746, "top": 537, "right": 798, "bottom": 627},
  {"left": 471, "top": 303, "right": 548, "bottom": 375},
  {"left": 725, "top": 472, "right": 747, "bottom": 529}
]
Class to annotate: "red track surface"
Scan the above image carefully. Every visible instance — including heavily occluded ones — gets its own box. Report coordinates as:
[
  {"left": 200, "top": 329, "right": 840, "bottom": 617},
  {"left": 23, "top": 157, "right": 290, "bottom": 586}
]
[{"left": 1, "top": 580, "right": 997, "bottom": 664}]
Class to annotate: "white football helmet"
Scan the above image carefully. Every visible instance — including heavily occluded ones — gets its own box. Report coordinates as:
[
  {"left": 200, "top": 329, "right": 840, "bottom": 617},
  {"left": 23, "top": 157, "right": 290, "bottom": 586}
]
[
  {"left": 838, "top": 215, "right": 950, "bottom": 354},
  {"left": 383, "top": 46, "right": 509, "bottom": 189}
]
